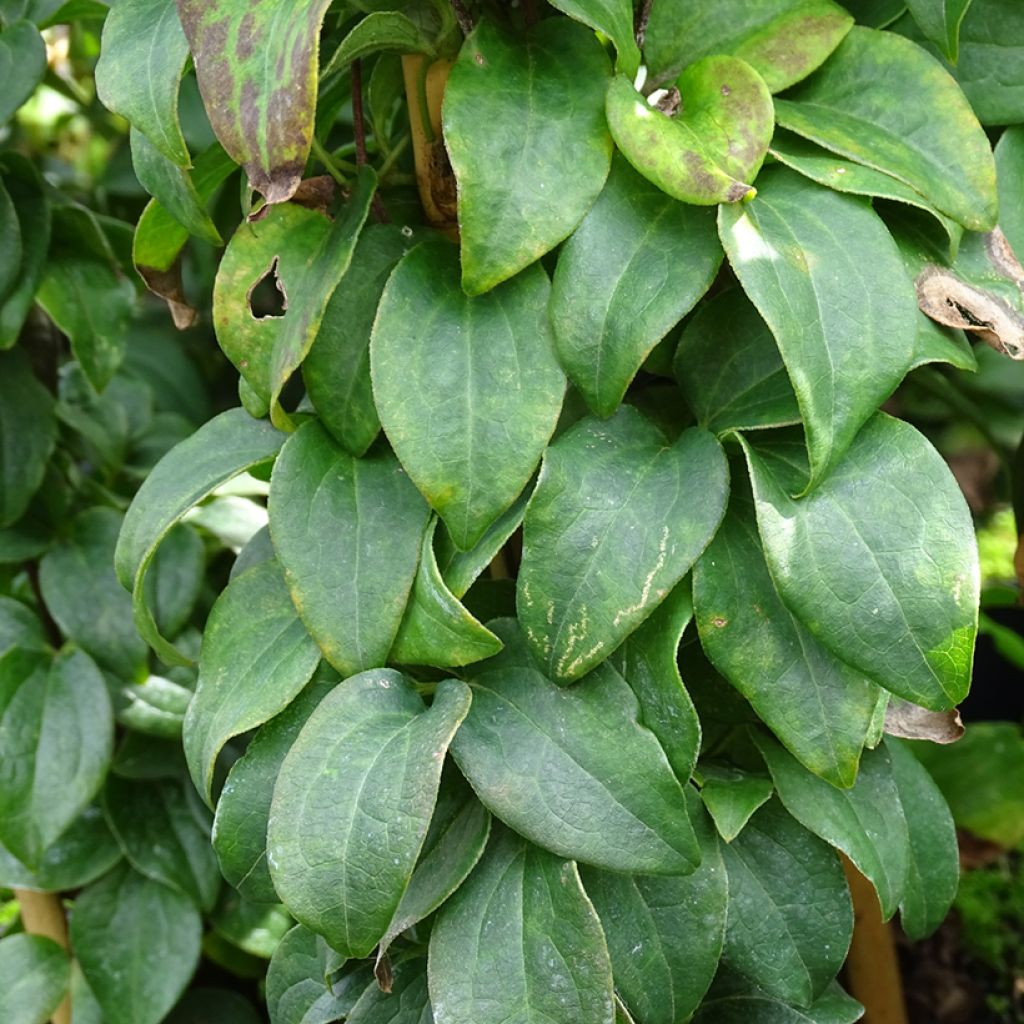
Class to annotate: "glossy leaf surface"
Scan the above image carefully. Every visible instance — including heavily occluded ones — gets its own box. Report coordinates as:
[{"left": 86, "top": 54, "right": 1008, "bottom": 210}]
[{"left": 0, "top": 933, "right": 69, "bottom": 1024}]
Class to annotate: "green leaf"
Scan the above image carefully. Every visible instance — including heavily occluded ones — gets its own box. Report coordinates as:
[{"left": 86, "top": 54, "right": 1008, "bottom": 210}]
[
  {"left": 695, "top": 986, "right": 864, "bottom": 1023},
  {"left": 0, "top": 597, "right": 47, "bottom": 656},
  {"left": 391, "top": 518, "right": 503, "bottom": 668},
  {"left": 0, "top": 934, "right": 69, "bottom": 1024},
  {"left": 579, "top": 792, "right": 727, "bottom": 1024},
  {"left": 95, "top": 0, "right": 190, "bottom": 166},
  {"left": 266, "top": 925, "right": 366, "bottom": 1024},
  {"left": 212, "top": 670, "right": 336, "bottom": 903},
  {"left": 885, "top": 738, "right": 957, "bottom": 940},
  {"left": 268, "top": 421, "right": 430, "bottom": 676},
  {"left": 214, "top": 203, "right": 330, "bottom": 407},
  {"left": 0, "top": 154, "right": 50, "bottom": 349},
  {"left": 129, "top": 129, "right": 221, "bottom": 244},
  {"left": 0, "top": 805, "right": 122, "bottom": 892},
  {"left": 607, "top": 582, "right": 701, "bottom": 784},
  {"left": 0, "top": 177, "right": 21, "bottom": 305},
  {"left": 176, "top": 0, "right": 334, "bottom": 203},
  {"left": 694, "top": 484, "right": 879, "bottom": 788},
  {"left": 443, "top": 17, "right": 612, "bottom": 294},
  {"left": 184, "top": 558, "right": 321, "bottom": 805},
  {"left": 894, "top": 3, "right": 1024, "bottom": 125},
  {"left": 428, "top": 826, "right": 614, "bottom": 1024},
  {"left": 0, "top": 349, "right": 56, "bottom": 526},
  {"left": 36, "top": 254, "right": 136, "bottom": 391},
  {"left": 372, "top": 239, "right": 564, "bottom": 550},
  {"left": 115, "top": 407, "right": 284, "bottom": 665},
  {"left": 768, "top": 128, "right": 962, "bottom": 250},
  {"left": 674, "top": 288, "right": 800, "bottom": 436},
  {"left": 451, "top": 660, "right": 700, "bottom": 873},
  {"left": 166, "top": 989, "right": 264, "bottom": 1024},
  {"left": 910, "top": 722, "right": 1024, "bottom": 848},
  {"left": 0, "top": 647, "right": 113, "bottom": 868},
  {"left": 755, "top": 735, "right": 909, "bottom": 920},
  {"left": 0, "top": 20, "right": 46, "bottom": 124},
  {"left": 102, "top": 774, "right": 221, "bottom": 911},
  {"left": 719, "top": 799, "right": 851, "bottom": 1005},
  {"left": 119, "top": 675, "right": 191, "bottom": 738},
  {"left": 209, "top": 890, "right": 292, "bottom": 958},
  {"left": 606, "top": 58, "right": 773, "bottom": 206},
  {"left": 304, "top": 224, "right": 412, "bottom": 456},
  {"left": 436, "top": 491, "right": 529, "bottom": 600},
  {"left": 71, "top": 863, "right": 201, "bottom": 1024},
  {"left": 700, "top": 765, "right": 774, "bottom": 842},
  {"left": 548, "top": 0, "right": 639, "bottom": 76},
  {"left": 40, "top": 507, "right": 148, "bottom": 681},
  {"left": 746, "top": 414, "right": 978, "bottom": 709},
  {"left": 323, "top": 11, "right": 434, "bottom": 75},
  {"left": 268, "top": 671, "right": 471, "bottom": 957},
  {"left": 718, "top": 168, "right": 918, "bottom": 488},
  {"left": 906, "top": 0, "right": 972, "bottom": 62},
  {"left": 645, "top": 0, "right": 853, "bottom": 92},
  {"left": 550, "top": 155, "right": 721, "bottom": 416},
  {"left": 518, "top": 409, "right": 728, "bottom": 683},
  {"left": 267, "top": 167, "right": 376, "bottom": 429},
  {"left": 774, "top": 26, "right": 997, "bottom": 231},
  {"left": 996, "top": 126, "right": 1024, "bottom": 259},
  {"left": 348, "top": 957, "right": 433, "bottom": 1024},
  {"left": 376, "top": 766, "right": 490, "bottom": 964},
  {"left": 144, "top": 523, "right": 205, "bottom": 641}
]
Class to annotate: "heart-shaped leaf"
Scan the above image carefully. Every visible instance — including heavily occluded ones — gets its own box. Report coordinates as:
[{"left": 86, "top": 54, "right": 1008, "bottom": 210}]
[{"left": 606, "top": 56, "right": 774, "bottom": 206}]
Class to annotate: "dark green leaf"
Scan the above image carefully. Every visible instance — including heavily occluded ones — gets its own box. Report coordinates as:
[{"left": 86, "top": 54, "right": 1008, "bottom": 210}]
[
  {"left": 184, "top": 558, "right": 321, "bottom": 805},
  {"left": 119, "top": 675, "right": 192, "bottom": 738},
  {"left": 774, "top": 26, "right": 997, "bottom": 230},
  {"left": 0, "top": 349, "right": 56, "bottom": 527},
  {"left": 71, "top": 863, "right": 201, "bottom": 1024},
  {"left": 268, "top": 421, "right": 430, "bottom": 676},
  {"left": 443, "top": 18, "right": 612, "bottom": 294},
  {"left": 718, "top": 168, "right": 918, "bottom": 488},
  {"left": 746, "top": 414, "right": 978, "bottom": 709},
  {"left": 550, "top": 155, "right": 721, "bottom": 416},
  {"left": 580, "top": 792, "right": 727, "bottom": 1024},
  {"left": 906, "top": 0, "right": 972, "bottom": 62},
  {"left": 0, "top": 805, "right": 122, "bottom": 892},
  {"left": 0, "top": 647, "right": 113, "bottom": 867},
  {"left": 268, "top": 672, "right": 471, "bottom": 957},
  {"left": 102, "top": 774, "right": 220, "bottom": 910},
  {"left": 645, "top": 0, "right": 853, "bottom": 92},
  {"left": 129, "top": 128, "right": 221, "bottom": 243},
  {"left": 548, "top": 0, "right": 639, "bottom": 76},
  {"left": 377, "top": 766, "right": 490, "bottom": 964},
  {"left": 40, "top": 507, "right": 148, "bottom": 681},
  {"left": 695, "top": 986, "right": 864, "bottom": 1023},
  {"left": 719, "top": 799, "right": 851, "bottom": 1005},
  {"left": 700, "top": 765, "right": 774, "bottom": 842},
  {"left": 756, "top": 735, "right": 909, "bottom": 920},
  {"left": 209, "top": 890, "right": 292, "bottom": 958},
  {"left": 0, "top": 177, "right": 21, "bottom": 305},
  {"left": 0, "top": 596, "right": 47, "bottom": 656},
  {"left": 518, "top": 409, "right": 728, "bottom": 683},
  {"left": 694, "top": 485, "right": 879, "bottom": 787},
  {"left": 0, "top": 20, "right": 46, "bottom": 124},
  {"left": 115, "top": 407, "right": 284, "bottom": 665},
  {"left": 391, "top": 518, "right": 503, "bottom": 668},
  {"left": 0, "top": 933, "right": 69, "bottom": 1024},
  {"left": 606, "top": 58, "right": 773, "bottom": 205},
  {"left": 348, "top": 957, "right": 432, "bottom": 1024},
  {"left": 323, "top": 11, "right": 434, "bottom": 74},
  {"left": 144, "top": 523, "right": 204, "bottom": 641},
  {"left": 176, "top": 0, "right": 335, "bottom": 202},
  {"left": 212, "top": 670, "right": 336, "bottom": 903},
  {"left": 607, "top": 582, "right": 701, "bottom": 784},
  {"left": 452, "top": 660, "right": 700, "bottom": 873},
  {"left": 304, "top": 224, "right": 412, "bottom": 456},
  {"left": 267, "top": 167, "right": 376, "bottom": 429},
  {"left": 95, "top": 0, "right": 190, "bottom": 165},
  {"left": 885, "top": 738, "right": 957, "bottom": 940},
  {"left": 36, "top": 253, "right": 136, "bottom": 391},
  {"left": 372, "top": 239, "right": 564, "bottom": 551},
  {"left": 674, "top": 288, "right": 800, "bottom": 435},
  {"left": 166, "top": 989, "right": 264, "bottom": 1024},
  {"left": 996, "top": 126, "right": 1024, "bottom": 259},
  {"left": 428, "top": 827, "right": 614, "bottom": 1024}
]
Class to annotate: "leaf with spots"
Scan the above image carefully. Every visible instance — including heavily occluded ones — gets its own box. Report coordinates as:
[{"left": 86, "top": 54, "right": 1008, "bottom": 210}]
[
  {"left": 176, "top": 0, "right": 335, "bottom": 203},
  {"left": 518, "top": 408, "right": 728, "bottom": 683},
  {"left": 268, "top": 671, "right": 471, "bottom": 957}
]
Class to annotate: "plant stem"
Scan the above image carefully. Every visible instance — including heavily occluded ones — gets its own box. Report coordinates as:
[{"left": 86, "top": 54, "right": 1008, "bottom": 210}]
[
  {"left": 310, "top": 136, "right": 348, "bottom": 187},
  {"left": 377, "top": 133, "right": 411, "bottom": 181},
  {"left": 351, "top": 59, "right": 389, "bottom": 223},
  {"left": 15, "top": 889, "right": 71, "bottom": 1024}
]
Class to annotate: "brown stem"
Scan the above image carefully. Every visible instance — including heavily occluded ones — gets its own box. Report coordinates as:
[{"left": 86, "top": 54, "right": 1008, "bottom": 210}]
[
  {"left": 635, "top": 0, "right": 653, "bottom": 47},
  {"left": 450, "top": 0, "right": 473, "bottom": 36},
  {"left": 25, "top": 561, "right": 61, "bottom": 648},
  {"left": 15, "top": 889, "right": 72, "bottom": 1024},
  {"left": 351, "top": 59, "right": 388, "bottom": 223}
]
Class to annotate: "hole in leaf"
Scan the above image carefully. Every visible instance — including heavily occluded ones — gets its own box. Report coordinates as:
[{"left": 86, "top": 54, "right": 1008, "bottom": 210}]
[{"left": 247, "top": 258, "right": 288, "bottom": 320}]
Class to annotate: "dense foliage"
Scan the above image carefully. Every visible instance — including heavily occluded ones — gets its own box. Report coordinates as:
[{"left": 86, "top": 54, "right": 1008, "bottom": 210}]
[{"left": 1, "top": 0, "right": 1024, "bottom": 1022}]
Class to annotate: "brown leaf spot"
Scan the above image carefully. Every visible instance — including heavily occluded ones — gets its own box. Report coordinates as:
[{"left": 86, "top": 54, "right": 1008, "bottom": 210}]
[
  {"left": 720, "top": 83, "right": 731, "bottom": 96},
  {"left": 711, "top": 616, "right": 728, "bottom": 628},
  {"left": 137, "top": 260, "right": 198, "bottom": 330},
  {"left": 725, "top": 181, "right": 754, "bottom": 203},
  {"left": 884, "top": 698, "right": 964, "bottom": 744},
  {"left": 373, "top": 952, "right": 393, "bottom": 993}
]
